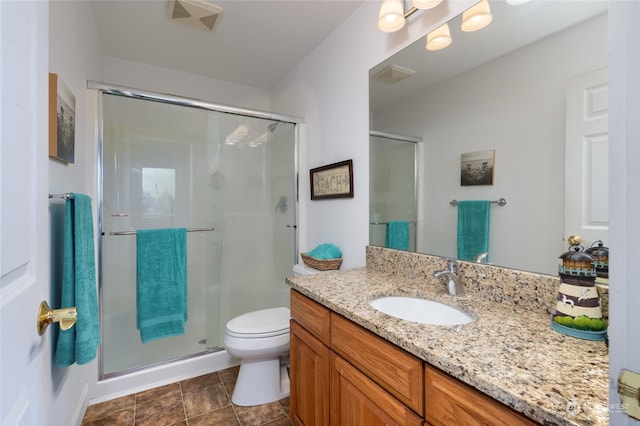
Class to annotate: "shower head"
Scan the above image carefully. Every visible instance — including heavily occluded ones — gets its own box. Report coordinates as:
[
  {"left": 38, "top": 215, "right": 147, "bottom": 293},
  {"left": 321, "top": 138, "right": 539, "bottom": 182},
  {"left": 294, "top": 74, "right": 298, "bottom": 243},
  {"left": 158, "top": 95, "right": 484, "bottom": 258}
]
[{"left": 267, "top": 122, "right": 280, "bottom": 133}]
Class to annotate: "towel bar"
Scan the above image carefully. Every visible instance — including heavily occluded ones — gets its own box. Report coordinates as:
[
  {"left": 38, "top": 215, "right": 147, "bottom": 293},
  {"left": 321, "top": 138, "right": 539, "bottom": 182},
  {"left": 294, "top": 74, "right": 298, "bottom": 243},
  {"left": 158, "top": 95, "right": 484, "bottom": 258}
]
[
  {"left": 48, "top": 193, "right": 72, "bottom": 199},
  {"left": 109, "top": 227, "right": 215, "bottom": 236},
  {"left": 369, "top": 221, "right": 417, "bottom": 225},
  {"left": 450, "top": 198, "right": 506, "bottom": 207}
]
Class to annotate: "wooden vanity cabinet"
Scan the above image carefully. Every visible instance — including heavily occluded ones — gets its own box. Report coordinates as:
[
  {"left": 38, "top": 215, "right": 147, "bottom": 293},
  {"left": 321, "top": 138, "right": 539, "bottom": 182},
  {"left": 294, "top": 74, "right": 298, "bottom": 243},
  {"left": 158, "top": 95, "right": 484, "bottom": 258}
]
[
  {"left": 330, "top": 313, "right": 423, "bottom": 414},
  {"left": 290, "top": 290, "right": 330, "bottom": 345},
  {"left": 330, "top": 352, "right": 423, "bottom": 426},
  {"left": 291, "top": 321, "right": 330, "bottom": 426},
  {"left": 290, "top": 291, "right": 331, "bottom": 426},
  {"left": 290, "top": 289, "right": 538, "bottom": 426},
  {"left": 290, "top": 290, "right": 421, "bottom": 426},
  {"left": 425, "top": 365, "right": 538, "bottom": 426}
]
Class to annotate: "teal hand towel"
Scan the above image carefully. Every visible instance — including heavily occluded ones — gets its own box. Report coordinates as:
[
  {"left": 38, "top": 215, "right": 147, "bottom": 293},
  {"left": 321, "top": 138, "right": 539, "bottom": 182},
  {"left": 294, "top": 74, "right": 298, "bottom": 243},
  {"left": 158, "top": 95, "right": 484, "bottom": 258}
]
[
  {"left": 457, "top": 200, "right": 490, "bottom": 262},
  {"left": 56, "top": 193, "right": 100, "bottom": 366},
  {"left": 385, "top": 221, "right": 410, "bottom": 251},
  {"left": 136, "top": 228, "right": 187, "bottom": 343},
  {"left": 305, "top": 243, "right": 342, "bottom": 259}
]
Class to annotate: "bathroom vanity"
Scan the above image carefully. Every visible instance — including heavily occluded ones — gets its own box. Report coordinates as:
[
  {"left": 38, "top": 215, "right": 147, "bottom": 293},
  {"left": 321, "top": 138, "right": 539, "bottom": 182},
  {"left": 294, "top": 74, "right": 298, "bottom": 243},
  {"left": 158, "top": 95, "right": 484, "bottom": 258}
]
[{"left": 286, "top": 246, "right": 609, "bottom": 426}]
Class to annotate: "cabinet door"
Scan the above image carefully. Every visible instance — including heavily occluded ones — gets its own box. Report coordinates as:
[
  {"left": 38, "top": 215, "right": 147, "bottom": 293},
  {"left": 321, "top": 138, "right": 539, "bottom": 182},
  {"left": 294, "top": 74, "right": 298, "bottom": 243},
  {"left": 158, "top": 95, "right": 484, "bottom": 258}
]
[
  {"left": 425, "top": 366, "right": 538, "bottom": 426},
  {"left": 331, "top": 312, "right": 423, "bottom": 414},
  {"left": 291, "top": 320, "right": 330, "bottom": 426},
  {"left": 331, "top": 353, "right": 423, "bottom": 426}
]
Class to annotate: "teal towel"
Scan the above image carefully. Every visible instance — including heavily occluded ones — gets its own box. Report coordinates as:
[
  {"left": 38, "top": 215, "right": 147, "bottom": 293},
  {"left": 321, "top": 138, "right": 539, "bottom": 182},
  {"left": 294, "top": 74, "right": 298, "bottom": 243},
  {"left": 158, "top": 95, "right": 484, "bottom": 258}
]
[
  {"left": 136, "top": 228, "right": 188, "bottom": 343},
  {"left": 457, "top": 200, "right": 490, "bottom": 261},
  {"left": 385, "top": 221, "right": 410, "bottom": 250},
  {"left": 56, "top": 193, "right": 100, "bottom": 366},
  {"left": 305, "top": 243, "right": 342, "bottom": 259}
]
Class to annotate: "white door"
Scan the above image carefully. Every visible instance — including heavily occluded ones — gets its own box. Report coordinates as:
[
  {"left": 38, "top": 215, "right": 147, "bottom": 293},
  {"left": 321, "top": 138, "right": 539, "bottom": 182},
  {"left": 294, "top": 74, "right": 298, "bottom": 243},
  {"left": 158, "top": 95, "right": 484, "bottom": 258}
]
[
  {"left": 564, "top": 67, "right": 609, "bottom": 248},
  {"left": 1, "top": 1, "right": 52, "bottom": 424},
  {"left": 609, "top": 2, "right": 640, "bottom": 424}
]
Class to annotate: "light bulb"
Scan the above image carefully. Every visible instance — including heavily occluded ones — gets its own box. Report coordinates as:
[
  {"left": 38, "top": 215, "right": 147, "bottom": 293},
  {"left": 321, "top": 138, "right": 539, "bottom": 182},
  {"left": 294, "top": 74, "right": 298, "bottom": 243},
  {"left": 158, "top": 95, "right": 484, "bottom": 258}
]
[
  {"left": 412, "top": 0, "right": 443, "bottom": 10},
  {"left": 461, "top": 0, "right": 492, "bottom": 32},
  {"left": 378, "top": 0, "right": 406, "bottom": 32},
  {"left": 426, "top": 23, "right": 452, "bottom": 51}
]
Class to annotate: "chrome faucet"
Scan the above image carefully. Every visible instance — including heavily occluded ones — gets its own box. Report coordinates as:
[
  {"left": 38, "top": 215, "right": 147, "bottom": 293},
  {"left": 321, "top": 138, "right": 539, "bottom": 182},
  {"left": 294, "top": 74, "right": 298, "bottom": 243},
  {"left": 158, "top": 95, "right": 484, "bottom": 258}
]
[
  {"left": 433, "top": 259, "right": 463, "bottom": 296},
  {"left": 473, "top": 252, "right": 489, "bottom": 264}
]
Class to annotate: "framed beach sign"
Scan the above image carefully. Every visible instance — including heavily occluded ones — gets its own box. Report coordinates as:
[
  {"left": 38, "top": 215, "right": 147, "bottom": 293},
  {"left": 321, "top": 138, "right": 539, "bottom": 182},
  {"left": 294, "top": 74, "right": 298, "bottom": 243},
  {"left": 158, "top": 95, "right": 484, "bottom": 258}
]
[
  {"left": 49, "top": 73, "right": 76, "bottom": 164},
  {"left": 310, "top": 159, "right": 354, "bottom": 200}
]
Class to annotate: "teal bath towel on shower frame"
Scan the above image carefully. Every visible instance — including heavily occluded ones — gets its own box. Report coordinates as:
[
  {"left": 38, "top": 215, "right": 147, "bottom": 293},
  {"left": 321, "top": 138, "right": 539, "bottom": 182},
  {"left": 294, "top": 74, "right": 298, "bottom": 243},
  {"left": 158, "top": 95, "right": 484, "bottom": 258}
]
[
  {"left": 56, "top": 193, "right": 100, "bottom": 366},
  {"left": 385, "top": 221, "right": 410, "bottom": 251},
  {"left": 136, "top": 228, "right": 188, "bottom": 343},
  {"left": 456, "top": 200, "right": 490, "bottom": 262}
]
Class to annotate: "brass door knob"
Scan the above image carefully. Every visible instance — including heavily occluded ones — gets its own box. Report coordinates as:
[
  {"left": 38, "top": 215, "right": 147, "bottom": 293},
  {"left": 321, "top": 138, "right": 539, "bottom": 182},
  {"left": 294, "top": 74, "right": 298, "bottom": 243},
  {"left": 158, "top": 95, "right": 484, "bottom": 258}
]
[
  {"left": 567, "top": 235, "right": 582, "bottom": 246},
  {"left": 37, "top": 301, "right": 77, "bottom": 336}
]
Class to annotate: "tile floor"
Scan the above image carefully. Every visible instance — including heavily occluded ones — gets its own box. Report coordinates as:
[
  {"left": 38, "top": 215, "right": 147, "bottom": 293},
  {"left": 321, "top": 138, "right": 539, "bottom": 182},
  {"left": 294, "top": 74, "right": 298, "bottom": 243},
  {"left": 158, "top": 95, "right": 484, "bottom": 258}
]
[{"left": 81, "top": 366, "right": 292, "bottom": 426}]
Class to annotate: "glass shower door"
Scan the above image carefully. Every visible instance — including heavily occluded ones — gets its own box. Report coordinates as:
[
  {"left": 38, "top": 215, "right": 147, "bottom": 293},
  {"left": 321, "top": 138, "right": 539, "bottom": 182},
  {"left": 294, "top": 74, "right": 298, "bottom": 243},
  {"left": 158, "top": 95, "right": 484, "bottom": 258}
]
[
  {"left": 215, "top": 116, "right": 296, "bottom": 339},
  {"left": 101, "top": 93, "right": 297, "bottom": 377},
  {"left": 101, "top": 95, "right": 221, "bottom": 375},
  {"left": 369, "top": 133, "right": 418, "bottom": 252}
]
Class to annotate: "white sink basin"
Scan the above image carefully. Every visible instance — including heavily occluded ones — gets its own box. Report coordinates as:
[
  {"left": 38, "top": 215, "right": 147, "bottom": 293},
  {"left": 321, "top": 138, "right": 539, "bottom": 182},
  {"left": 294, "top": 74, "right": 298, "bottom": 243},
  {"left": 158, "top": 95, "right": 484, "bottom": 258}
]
[{"left": 369, "top": 296, "right": 473, "bottom": 326}]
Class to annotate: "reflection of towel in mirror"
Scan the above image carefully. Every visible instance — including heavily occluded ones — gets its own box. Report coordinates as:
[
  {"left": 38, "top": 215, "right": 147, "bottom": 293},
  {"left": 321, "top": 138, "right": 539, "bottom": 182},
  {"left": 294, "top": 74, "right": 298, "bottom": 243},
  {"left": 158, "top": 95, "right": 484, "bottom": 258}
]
[
  {"left": 457, "top": 201, "right": 490, "bottom": 261},
  {"left": 385, "top": 221, "right": 410, "bottom": 251},
  {"left": 136, "top": 228, "right": 188, "bottom": 343}
]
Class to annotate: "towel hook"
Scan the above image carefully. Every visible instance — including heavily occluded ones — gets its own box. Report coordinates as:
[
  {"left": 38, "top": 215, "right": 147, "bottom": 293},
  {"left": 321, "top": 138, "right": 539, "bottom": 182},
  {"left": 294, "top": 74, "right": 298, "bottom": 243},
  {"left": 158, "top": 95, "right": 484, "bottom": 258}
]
[{"left": 37, "top": 301, "right": 77, "bottom": 336}]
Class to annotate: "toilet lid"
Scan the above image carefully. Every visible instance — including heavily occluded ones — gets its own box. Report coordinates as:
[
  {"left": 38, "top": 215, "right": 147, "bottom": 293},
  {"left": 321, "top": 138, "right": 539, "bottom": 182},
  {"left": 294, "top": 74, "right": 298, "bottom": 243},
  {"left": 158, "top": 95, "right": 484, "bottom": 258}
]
[{"left": 226, "top": 307, "right": 290, "bottom": 338}]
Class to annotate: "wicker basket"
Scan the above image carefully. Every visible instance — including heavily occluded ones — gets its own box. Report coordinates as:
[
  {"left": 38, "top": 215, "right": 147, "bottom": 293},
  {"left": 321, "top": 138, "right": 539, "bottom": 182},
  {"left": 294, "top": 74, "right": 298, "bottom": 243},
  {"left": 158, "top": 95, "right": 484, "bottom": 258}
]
[{"left": 300, "top": 253, "right": 343, "bottom": 271}]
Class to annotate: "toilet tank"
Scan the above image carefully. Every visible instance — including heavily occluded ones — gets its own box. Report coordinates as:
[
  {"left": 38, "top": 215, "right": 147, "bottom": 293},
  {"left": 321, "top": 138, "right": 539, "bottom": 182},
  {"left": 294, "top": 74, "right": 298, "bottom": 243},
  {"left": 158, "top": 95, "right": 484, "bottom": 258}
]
[{"left": 293, "top": 263, "right": 323, "bottom": 276}]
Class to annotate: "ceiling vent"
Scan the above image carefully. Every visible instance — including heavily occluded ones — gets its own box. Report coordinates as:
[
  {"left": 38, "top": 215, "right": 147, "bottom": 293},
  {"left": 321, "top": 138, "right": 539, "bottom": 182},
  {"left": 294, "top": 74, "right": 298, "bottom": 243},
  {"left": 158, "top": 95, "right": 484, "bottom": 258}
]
[
  {"left": 167, "top": 0, "right": 224, "bottom": 32},
  {"left": 372, "top": 64, "right": 416, "bottom": 83}
]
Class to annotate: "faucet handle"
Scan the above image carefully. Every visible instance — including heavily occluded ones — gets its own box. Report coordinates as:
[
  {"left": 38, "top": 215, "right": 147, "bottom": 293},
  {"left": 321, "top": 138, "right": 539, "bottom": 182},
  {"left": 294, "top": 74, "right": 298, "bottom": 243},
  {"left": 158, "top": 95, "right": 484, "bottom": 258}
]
[{"left": 446, "top": 258, "right": 458, "bottom": 272}]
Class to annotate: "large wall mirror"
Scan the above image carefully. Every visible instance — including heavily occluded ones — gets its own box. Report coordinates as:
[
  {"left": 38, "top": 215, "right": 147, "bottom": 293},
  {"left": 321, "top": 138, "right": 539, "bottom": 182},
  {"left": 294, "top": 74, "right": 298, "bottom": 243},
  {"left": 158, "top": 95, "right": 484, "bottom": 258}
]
[{"left": 369, "top": 1, "right": 608, "bottom": 276}]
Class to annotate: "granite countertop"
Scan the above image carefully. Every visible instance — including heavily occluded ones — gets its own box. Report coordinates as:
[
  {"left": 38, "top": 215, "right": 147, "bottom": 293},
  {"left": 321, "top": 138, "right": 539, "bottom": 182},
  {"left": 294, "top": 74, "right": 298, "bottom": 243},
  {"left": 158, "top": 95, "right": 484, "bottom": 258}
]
[{"left": 286, "top": 267, "right": 609, "bottom": 426}]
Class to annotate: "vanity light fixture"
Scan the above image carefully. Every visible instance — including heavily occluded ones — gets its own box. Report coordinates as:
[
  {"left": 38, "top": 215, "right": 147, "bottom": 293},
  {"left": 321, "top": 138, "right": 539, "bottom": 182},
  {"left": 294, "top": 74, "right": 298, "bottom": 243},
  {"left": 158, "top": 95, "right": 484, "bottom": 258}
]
[
  {"left": 426, "top": 22, "right": 452, "bottom": 51},
  {"left": 377, "top": 0, "right": 406, "bottom": 32},
  {"left": 378, "top": 0, "right": 445, "bottom": 33},
  {"left": 461, "top": 0, "right": 493, "bottom": 32},
  {"left": 248, "top": 132, "right": 268, "bottom": 148},
  {"left": 412, "top": 0, "right": 443, "bottom": 10},
  {"left": 506, "top": 0, "right": 531, "bottom": 5},
  {"left": 225, "top": 123, "right": 249, "bottom": 146}
]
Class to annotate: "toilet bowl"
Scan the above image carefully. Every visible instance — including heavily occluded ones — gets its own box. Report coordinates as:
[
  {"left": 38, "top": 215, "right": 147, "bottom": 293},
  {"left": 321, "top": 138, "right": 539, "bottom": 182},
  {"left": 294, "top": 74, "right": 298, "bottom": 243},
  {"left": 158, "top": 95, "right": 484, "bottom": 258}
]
[{"left": 224, "top": 306, "right": 291, "bottom": 406}]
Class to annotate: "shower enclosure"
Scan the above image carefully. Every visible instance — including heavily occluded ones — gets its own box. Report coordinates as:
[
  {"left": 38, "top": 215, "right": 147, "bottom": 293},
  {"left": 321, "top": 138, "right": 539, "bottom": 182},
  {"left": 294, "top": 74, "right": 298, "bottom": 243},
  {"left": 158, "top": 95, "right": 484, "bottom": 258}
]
[
  {"left": 369, "top": 131, "right": 419, "bottom": 252},
  {"left": 99, "top": 89, "right": 298, "bottom": 378}
]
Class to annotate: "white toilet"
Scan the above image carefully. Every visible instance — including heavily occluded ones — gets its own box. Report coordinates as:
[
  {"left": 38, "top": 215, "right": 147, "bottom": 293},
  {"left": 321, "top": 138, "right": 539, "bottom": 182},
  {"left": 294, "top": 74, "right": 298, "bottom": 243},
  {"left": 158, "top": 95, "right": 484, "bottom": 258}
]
[
  {"left": 224, "top": 263, "right": 323, "bottom": 406},
  {"left": 224, "top": 306, "right": 291, "bottom": 406},
  {"left": 292, "top": 262, "right": 322, "bottom": 277}
]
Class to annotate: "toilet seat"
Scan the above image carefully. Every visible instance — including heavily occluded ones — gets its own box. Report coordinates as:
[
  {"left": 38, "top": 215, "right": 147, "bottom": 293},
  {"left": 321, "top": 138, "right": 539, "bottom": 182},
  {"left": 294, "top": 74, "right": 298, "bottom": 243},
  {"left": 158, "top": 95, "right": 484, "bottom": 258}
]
[{"left": 226, "top": 307, "right": 290, "bottom": 339}]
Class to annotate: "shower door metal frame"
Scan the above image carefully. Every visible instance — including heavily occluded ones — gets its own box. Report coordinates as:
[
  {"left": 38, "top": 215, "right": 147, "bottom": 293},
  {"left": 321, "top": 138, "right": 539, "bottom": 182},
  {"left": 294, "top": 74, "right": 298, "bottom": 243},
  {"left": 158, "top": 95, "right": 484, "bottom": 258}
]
[
  {"left": 369, "top": 130, "right": 422, "bottom": 252},
  {"left": 91, "top": 80, "right": 303, "bottom": 380}
]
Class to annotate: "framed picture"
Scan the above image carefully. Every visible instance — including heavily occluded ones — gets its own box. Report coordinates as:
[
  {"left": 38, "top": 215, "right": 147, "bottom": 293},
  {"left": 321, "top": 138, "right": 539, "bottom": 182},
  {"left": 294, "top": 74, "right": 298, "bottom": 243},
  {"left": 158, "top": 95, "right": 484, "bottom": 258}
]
[
  {"left": 310, "top": 159, "right": 354, "bottom": 200},
  {"left": 461, "top": 149, "right": 494, "bottom": 186},
  {"left": 49, "top": 73, "right": 75, "bottom": 164}
]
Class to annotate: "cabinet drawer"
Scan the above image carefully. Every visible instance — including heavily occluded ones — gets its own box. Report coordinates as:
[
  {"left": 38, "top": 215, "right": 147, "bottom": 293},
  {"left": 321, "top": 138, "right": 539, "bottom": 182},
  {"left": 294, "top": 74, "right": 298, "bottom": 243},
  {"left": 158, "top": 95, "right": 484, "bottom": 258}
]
[
  {"left": 290, "top": 290, "right": 331, "bottom": 346},
  {"left": 425, "top": 365, "right": 538, "bottom": 426},
  {"left": 330, "top": 312, "right": 423, "bottom": 415},
  {"left": 330, "top": 353, "right": 423, "bottom": 426}
]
